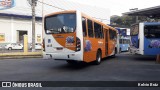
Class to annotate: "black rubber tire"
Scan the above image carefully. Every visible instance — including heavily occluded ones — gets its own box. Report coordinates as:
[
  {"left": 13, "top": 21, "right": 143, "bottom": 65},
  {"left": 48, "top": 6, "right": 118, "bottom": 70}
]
[
  {"left": 127, "top": 47, "right": 130, "bottom": 52},
  {"left": 112, "top": 48, "right": 116, "bottom": 58},
  {"left": 119, "top": 48, "right": 122, "bottom": 53},
  {"left": 8, "top": 47, "right": 12, "bottom": 50},
  {"left": 94, "top": 50, "right": 102, "bottom": 65}
]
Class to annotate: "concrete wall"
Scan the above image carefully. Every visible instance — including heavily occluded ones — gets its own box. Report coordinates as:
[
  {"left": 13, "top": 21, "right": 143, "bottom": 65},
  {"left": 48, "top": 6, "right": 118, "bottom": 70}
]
[
  {"left": 0, "top": 16, "right": 42, "bottom": 45},
  {"left": 0, "top": 16, "right": 12, "bottom": 44}
]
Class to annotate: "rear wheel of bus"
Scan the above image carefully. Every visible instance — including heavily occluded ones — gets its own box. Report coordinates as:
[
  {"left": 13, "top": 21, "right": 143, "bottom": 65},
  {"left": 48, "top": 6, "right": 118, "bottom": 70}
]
[
  {"left": 112, "top": 48, "right": 117, "bottom": 57},
  {"left": 127, "top": 47, "right": 130, "bottom": 52},
  {"left": 94, "top": 50, "right": 102, "bottom": 65},
  {"left": 119, "top": 48, "right": 122, "bottom": 53}
]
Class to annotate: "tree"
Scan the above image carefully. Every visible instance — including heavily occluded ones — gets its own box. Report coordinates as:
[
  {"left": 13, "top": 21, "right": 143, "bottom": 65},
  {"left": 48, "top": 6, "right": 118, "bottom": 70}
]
[{"left": 110, "top": 15, "right": 158, "bottom": 28}]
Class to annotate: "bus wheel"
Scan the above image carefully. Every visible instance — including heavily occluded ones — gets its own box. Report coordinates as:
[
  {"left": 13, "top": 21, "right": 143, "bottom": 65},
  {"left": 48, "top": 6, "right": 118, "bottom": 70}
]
[
  {"left": 127, "top": 47, "right": 130, "bottom": 52},
  {"left": 94, "top": 50, "right": 102, "bottom": 65},
  {"left": 112, "top": 49, "right": 116, "bottom": 57},
  {"left": 119, "top": 48, "right": 121, "bottom": 53},
  {"left": 8, "top": 47, "right": 12, "bottom": 50}
]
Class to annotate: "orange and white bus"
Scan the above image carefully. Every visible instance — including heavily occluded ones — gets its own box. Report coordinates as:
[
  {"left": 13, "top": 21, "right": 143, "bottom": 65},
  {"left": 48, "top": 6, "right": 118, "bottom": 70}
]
[{"left": 43, "top": 10, "right": 117, "bottom": 65}]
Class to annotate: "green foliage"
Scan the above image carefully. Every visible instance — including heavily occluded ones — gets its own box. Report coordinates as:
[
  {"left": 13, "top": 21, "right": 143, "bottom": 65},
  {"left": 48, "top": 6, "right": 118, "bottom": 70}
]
[
  {"left": 110, "top": 15, "right": 156, "bottom": 28},
  {"left": 111, "top": 15, "right": 135, "bottom": 28}
]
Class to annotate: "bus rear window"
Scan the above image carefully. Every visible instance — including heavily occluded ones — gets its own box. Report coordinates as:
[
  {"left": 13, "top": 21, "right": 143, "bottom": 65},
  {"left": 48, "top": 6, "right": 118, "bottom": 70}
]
[
  {"left": 144, "top": 25, "right": 160, "bottom": 38},
  {"left": 120, "top": 39, "right": 130, "bottom": 44},
  {"left": 45, "top": 13, "right": 76, "bottom": 34}
]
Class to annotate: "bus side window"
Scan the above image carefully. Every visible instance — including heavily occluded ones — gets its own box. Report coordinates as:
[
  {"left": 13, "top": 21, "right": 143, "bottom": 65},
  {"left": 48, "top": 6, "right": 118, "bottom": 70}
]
[
  {"left": 94, "top": 22, "right": 101, "bottom": 38},
  {"left": 144, "top": 25, "right": 160, "bottom": 38},
  {"left": 82, "top": 17, "right": 87, "bottom": 37},
  {"left": 109, "top": 29, "right": 113, "bottom": 40},
  {"left": 114, "top": 31, "right": 117, "bottom": 40},
  {"left": 119, "top": 39, "right": 122, "bottom": 44},
  {"left": 101, "top": 26, "right": 104, "bottom": 39},
  {"left": 109, "top": 29, "right": 117, "bottom": 40},
  {"left": 87, "top": 19, "right": 94, "bottom": 38}
]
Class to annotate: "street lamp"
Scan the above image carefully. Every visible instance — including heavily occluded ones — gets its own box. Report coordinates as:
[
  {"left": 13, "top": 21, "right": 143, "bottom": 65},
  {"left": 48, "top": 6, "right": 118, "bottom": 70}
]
[{"left": 27, "top": 0, "right": 38, "bottom": 52}]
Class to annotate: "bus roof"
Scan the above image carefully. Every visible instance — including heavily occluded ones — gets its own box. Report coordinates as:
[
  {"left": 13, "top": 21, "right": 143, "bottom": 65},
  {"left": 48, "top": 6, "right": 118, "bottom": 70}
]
[
  {"left": 81, "top": 12, "right": 117, "bottom": 32},
  {"left": 132, "top": 22, "right": 160, "bottom": 26},
  {"left": 45, "top": 10, "right": 77, "bottom": 17},
  {"left": 45, "top": 10, "right": 117, "bottom": 33},
  {"left": 143, "top": 22, "right": 160, "bottom": 25}
]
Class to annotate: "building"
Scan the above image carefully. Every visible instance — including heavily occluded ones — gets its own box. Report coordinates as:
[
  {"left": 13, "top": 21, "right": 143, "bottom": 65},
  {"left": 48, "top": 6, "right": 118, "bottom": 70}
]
[
  {"left": 0, "top": 14, "right": 42, "bottom": 44},
  {"left": 0, "top": 0, "right": 110, "bottom": 45}
]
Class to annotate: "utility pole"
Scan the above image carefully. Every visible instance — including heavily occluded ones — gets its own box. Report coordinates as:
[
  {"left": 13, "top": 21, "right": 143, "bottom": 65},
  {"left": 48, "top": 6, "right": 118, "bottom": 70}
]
[
  {"left": 42, "top": 0, "right": 44, "bottom": 44},
  {"left": 27, "top": 0, "right": 38, "bottom": 52}
]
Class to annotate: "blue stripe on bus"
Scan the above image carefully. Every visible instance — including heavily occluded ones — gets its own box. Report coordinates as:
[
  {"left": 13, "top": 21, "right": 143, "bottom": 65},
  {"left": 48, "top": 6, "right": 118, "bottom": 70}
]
[
  {"left": 144, "top": 37, "right": 160, "bottom": 55},
  {"left": 131, "top": 35, "right": 139, "bottom": 48}
]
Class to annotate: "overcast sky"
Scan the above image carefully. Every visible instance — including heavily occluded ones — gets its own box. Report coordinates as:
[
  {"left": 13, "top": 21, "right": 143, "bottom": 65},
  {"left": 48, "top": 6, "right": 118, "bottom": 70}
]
[{"left": 69, "top": 0, "right": 160, "bottom": 16}]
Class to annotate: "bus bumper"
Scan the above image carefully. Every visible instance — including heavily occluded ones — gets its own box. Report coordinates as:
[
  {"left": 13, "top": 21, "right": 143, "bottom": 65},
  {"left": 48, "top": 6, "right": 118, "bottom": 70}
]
[
  {"left": 130, "top": 48, "right": 140, "bottom": 55},
  {"left": 43, "top": 52, "right": 83, "bottom": 61}
]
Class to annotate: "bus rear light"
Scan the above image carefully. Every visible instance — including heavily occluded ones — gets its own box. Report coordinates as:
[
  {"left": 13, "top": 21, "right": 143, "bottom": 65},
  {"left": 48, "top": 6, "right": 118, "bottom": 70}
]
[
  {"left": 43, "top": 39, "right": 45, "bottom": 51},
  {"left": 76, "top": 37, "right": 81, "bottom": 52}
]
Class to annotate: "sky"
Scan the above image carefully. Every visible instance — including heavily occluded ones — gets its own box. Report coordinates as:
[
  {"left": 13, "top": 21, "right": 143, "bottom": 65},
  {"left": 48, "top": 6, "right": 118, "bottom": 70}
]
[
  {"left": 68, "top": 0, "right": 160, "bottom": 16},
  {"left": 1, "top": 0, "right": 160, "bottom": 17}
]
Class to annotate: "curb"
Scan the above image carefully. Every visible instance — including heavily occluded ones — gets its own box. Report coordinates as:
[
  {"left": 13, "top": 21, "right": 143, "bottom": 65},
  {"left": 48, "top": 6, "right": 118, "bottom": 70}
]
[
  {"left": 0, "top": 55, "right": 42, "bottom": 59},
  {"left": 0, "top": 52, "right": 43, "bottom": 59}
]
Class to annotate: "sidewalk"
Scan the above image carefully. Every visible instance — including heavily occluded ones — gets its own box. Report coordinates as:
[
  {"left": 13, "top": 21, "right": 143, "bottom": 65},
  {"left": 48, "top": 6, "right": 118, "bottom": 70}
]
[{"left": 0, "top": 52, "right": 43, "bottom": 59}]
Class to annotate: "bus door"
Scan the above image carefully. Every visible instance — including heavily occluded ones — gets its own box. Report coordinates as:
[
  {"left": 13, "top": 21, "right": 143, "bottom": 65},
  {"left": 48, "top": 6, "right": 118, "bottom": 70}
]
[
  {"left": 105, "top": 29, "right": 108, "bottom": 55},
  {"left": 108, "top": 29, "right": 116, "bottom": 55}
]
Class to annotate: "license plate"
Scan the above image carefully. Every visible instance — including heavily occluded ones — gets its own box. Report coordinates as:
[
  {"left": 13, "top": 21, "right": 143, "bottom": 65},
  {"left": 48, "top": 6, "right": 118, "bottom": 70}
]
[{"left": 56, "top": 47, "right": 63, "bottom": 50}]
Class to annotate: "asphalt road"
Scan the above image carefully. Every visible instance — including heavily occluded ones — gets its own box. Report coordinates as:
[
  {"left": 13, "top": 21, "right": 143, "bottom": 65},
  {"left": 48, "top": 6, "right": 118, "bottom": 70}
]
[{"left": 0, "top": 53, "right": 160, "bottom": 90}]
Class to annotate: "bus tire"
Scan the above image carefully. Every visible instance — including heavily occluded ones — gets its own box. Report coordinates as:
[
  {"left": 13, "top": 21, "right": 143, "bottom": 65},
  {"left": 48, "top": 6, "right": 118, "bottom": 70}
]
[
  {"left": 119, "top": 48, "right": 121, "bottom": 53},
  {"left": 127, "top": 47, "right": 130, "bottom": 52},
  {"left": 94, "top": 50, "right": 102, "bottom": 65},
  {"left": 8, "top": 47, "right": 12, "bottom": 50},
  {"left": 112, "top": 48, "right": 116, "bottom": 57}
]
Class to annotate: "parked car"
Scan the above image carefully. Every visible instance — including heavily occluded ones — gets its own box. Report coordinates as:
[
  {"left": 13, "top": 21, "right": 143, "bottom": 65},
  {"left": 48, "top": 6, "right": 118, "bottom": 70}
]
[
  {"left": 0, "top": 45, "right": 2, "bottom": 49},
  {"left": 30, "top": 43, "right": 42, "bottom": 50},
  {"left": 5, "top": 43, "right": 23, "bottom": 50}
]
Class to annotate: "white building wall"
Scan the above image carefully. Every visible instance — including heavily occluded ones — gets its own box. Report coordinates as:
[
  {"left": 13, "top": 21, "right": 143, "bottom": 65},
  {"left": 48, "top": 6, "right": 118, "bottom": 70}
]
[
  {"left": 12, "top": 18, "right": 31, "bottom": 43},
  {"left": 35, "top": 22, "right": 43, "bottom": 44},
  {"left": 0, "top": 0, "right": 109, "bottom": 44},
  {"left": 13, "top": 18, "right": 42, "bottom": 44},
  {"left": 0, "top": 17, "right": 42, "bottom": 44},
  {"left": 0, "top": 0, "right": 110, "bottom": 24},
  {"left": 0, "top": 17, "right": 12, "bottom": 43}
]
